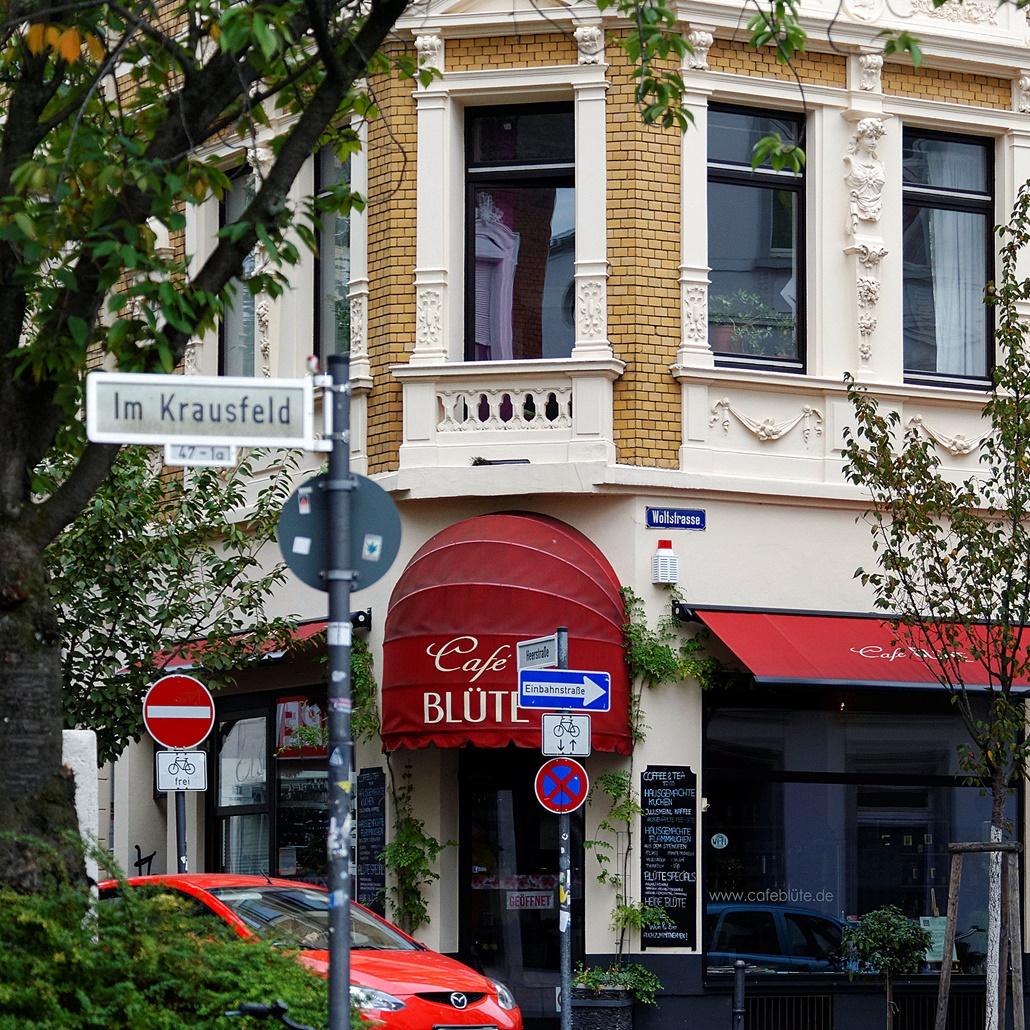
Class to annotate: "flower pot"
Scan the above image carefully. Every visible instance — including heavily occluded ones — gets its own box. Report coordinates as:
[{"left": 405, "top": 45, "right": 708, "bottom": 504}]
[{"left": 571, "top": 987, "right": 634, "bottom": 1030}]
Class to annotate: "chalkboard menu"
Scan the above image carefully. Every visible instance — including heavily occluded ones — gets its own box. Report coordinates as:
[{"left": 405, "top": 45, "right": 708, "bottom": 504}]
[
  {"left": 640, "top": 765, "right": 697, "bottom": 949},
  {"left": 356, "top": 767, "right": 386, "bottom": 914}
]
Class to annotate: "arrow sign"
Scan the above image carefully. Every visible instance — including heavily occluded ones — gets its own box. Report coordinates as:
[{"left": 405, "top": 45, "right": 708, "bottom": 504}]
[{"left": 518, "top": 668, "right": 611, "bottom": 712}]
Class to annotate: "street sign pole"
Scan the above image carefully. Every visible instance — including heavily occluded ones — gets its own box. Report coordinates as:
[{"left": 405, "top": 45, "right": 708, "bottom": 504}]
[
  {"left": 557, "top": 626, "right": 572, "bottom": 1030},
  {"left": 175, "top": 790, "right": 188, "bottom": 873},
  {"left": 326, "top": 353, "right": 353, "bottom": 1030}
]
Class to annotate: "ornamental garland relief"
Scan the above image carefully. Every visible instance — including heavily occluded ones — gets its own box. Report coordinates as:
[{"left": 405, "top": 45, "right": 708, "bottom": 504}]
[{"left": 709, "top": 398, "right": 824, "bottom": 446}]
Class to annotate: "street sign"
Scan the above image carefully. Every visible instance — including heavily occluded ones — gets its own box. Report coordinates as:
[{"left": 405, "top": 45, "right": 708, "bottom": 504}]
[
  {"left": 277, "top": 473, "right": 401, "bottom": 592},
  {"left": 86, "top": 371, "right": 318, "bottom": 449},
  {"left": 164, "top": 443, "right": 238, "bottom": 467},
  {"left": 535, "top": 758, "right": 589, "bottom": 814},
  {"left": 143, "top": 674, "right": 215, "bottom": 750},
  {"left": 518, "top": 668, "right": 611, "bottom": 712},
  {"left": 541, "top": 713, "right": 592, "bottom": 757},
  {"left": 517, "top": 634, "right": 558, "bottom": 671},
  {"left": 156, "top": 750, "right": 208, "bottom": 792},
  {"left": 645, "top": 506, "right": 706, "bottom": 531}
]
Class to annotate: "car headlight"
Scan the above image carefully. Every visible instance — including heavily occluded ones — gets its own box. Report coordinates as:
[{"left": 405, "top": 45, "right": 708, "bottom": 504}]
[
  {"left": 350, "top": 986, "right": 406, "bottom": 1012},
  {"left": 489, "top": 978, "right": 517, "bottom": 1011}
]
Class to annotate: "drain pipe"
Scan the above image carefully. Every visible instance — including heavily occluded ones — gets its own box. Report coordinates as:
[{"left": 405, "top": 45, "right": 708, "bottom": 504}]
[{"left": 732, "top": 960, "right": 746, "bottom": 1030}]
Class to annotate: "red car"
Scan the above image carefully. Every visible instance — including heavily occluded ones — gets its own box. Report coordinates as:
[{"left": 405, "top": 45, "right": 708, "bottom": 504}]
[{"left": 98, "top": 874, "right": 522, "bottom": 1029}]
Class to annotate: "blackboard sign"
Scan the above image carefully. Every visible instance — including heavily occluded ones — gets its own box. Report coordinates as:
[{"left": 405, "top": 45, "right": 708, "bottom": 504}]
[
  {"left": 640, "top": 765, "right": 697, "bottom": 948},
  {"left": 356, "top": 767, "right": 387, "bottom": 914}
]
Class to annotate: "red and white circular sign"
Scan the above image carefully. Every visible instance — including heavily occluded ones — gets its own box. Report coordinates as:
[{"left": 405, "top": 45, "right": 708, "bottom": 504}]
[{"left": 143, "top": 674, "right": 215, "bottom": 750}]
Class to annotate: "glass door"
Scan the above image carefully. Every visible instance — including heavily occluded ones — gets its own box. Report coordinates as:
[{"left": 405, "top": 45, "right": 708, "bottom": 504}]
[{"left": 458, "top": 747, "right": 584, "bottom": 1030}]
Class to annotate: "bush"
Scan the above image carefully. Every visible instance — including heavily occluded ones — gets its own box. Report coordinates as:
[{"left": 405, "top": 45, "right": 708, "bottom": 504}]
[{"left": 0, "top": 881, "right": 330, "bottom": 1028}]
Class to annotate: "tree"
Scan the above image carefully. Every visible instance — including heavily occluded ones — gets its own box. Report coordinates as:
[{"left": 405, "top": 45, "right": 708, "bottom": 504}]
[
  {"left": 842, "top": 188, "right": 1030, "bottom": 1030},
  {"left": 42, "top": 445, "right": 299, "bottom": 765}
]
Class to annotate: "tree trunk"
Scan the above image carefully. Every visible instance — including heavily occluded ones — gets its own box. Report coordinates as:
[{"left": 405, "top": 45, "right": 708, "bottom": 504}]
[
  {"left": 885, "top": 970, "right": 894, "bottom": 1030},
  {"left": 0, "top": 523, "right": 85, "bottom": 891},
  {"left": 986, "top": 770, "right": 1008, "bottom": 1030}
]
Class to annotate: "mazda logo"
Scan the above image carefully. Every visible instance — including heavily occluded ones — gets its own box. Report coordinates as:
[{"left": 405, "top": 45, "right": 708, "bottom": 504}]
[{"left": 450, "top": 993, "right": 468, "bottom": 1010}]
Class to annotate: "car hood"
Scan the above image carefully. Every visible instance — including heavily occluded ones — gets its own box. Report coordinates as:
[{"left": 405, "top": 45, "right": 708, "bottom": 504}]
[{"left": 299, "top": 948, "right": 495, "bottom": 995}]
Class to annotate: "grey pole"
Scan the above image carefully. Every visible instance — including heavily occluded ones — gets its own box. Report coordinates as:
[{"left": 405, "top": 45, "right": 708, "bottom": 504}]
[
  {"left": 175, "top": 789, "right": 187, "bottom": 873},
  {"left": 325, "top": 353, "right": 354, "bottom": 1030},
  {"left": 557, "top": 626, "right": 572, "bottom": 1030},
  {"left": 732, "top": 959, "right": 746, "bottom": 1030}
]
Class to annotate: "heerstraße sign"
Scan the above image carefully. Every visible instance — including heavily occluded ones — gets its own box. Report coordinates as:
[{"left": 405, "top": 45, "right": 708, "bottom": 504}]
[{"left": 86, "top": 371, "right": 315, "bottom": 448}]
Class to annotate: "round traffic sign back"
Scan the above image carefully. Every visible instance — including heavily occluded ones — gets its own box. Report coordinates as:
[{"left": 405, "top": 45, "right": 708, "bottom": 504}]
[
  {"left": 143, "top": 674, "right": 215, "bottom": 750},
  {"left": 535, "top": 758, "right": 590, "bottom": 814}
]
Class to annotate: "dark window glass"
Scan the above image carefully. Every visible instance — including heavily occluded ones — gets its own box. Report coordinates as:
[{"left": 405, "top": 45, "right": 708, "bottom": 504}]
[
  {"left": 902, "top": 130, "right": 992, "bottom": 383},
  {"left": 707, "top": 107, "right": 804, "bottom": 370},
  {"left": 466, "top": 105, "right": 575, "bottom": 361},
  {"left": 712, "top": 910, "right": 780, "bottom": 955}
]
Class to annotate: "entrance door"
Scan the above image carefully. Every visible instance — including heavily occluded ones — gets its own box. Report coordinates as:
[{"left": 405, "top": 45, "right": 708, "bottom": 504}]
[{"left": 458, "top": 748, "right": 584, "bottom": 1030}]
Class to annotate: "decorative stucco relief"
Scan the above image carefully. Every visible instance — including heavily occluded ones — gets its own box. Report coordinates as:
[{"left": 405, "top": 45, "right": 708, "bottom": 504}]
[
  {"left": 576, "top": 279, "right": 607, "bottom": 339},
  {"left": 858, "top": 53, "right": 883, "bottom": 92},
  {"left": 709, "top": 398, "right": 824, "bottom": 445},
  {"left": 415, "top": 35, "right": 443, "bottom": 71},
  {"left": 416, "top": 288, "right": 443, "bottom": 349},
  {"left": 257, "top": 297, "right": 271, "bottom": 378},
  {"left": 685, "top": 30, "right": 714, "bottom": 71},
  {"left": 682, "top": 286, "right": 707, "bottom": 342},
  {"left": 1016, "top": 73, "right": 1030, "bottom": 114},
  {"left": 844, "top": 119, "right": 886, "bottom": 238},
  {"left": 349, "top": 294, "right": 368, "bottom": 361},
  {"left": 907, "top": 414, "right": 986, "bottom": 457},
  {"left": 574, "top": 26, "right": 605, "bottom": 65},
  {"left": 910, "top": 0, "right": 997, "bottom": 23}
]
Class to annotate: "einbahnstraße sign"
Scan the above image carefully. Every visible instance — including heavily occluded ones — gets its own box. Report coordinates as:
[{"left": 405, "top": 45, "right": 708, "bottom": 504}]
[{"left": 86, "top": 371, "right": 316, "bottom": 449}]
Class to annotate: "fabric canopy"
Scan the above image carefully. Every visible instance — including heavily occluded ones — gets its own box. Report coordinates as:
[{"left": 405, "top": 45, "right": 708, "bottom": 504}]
[
  {"left": 693, "top": 608, "right": 1030, "bottom": 689},
  {"left": 381, "top": 512, "right": 632, "bottom": 753},
  {"left": 155, "top": 619, "right": 328, "bottom": 672}
]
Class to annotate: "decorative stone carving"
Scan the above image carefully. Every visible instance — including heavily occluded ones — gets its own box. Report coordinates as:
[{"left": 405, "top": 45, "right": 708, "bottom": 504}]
[
  {"left": 577, "top": 279, "right": 607, "bottom": 339},
  {"left": 574, "top": 26, "right": 604, "bottom": 65},
  {"left": 858, "top": 53, "right": 883, "bottom": 92},
  {"left": 682, "top": 286, "right": 707, "bottom": 342},
  {"left": 844, "top": 119, "right": 887, "bottom": 237},
  {"left": 844, "top": 0, "right": 885, "bottom": 22},
  {"left": 414, "top": 35, "right": 443, "bottom": 71},
  {"left": 438, "top": 387, "right": 573, "bottom": 432},
  {"left": 848, "top": 243, "right": 889, "bottom": 269},
  {"left": 844, "top": 245, "right": 888, "bottom": 365},
  {"left": 416, "top": 287, "right": 442, "bottom": 349},
  {"left": 911, "top": 0, "right": 997, "bottom": 23},
  {"left": 184, "top": 340, "right": 198, "bottom": 376},
  {"left": 709, "top": 398, "right": 824, "bottom": 446},
  {"left": 907, "top": 414, "right": 985, "bottom": 456},
  {"left": 256, "top": 297, "right": 271, "bottom": 378},
  {"left": 1016, "top": 73, "right": 1030, "bottom": 114},
  {"left": 349, "top": 294, "right": 367, "bottom": 361},
  {"left": 686, "top": 29, "right": 714, "bottom": 71}
]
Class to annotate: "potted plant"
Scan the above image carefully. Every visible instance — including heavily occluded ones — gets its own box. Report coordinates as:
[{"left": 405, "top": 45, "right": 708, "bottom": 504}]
[
  {"left": 707, "top": 290, "right": 795, "bottom": 357},
  {"left": 842, "top": 905, "right": 932, "bottom": 1030}
]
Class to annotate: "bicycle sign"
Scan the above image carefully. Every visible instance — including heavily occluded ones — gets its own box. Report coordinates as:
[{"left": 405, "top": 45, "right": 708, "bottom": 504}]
[
  {"left": 156, "top": 750, "right": 207, "bottom": 792},
  {"left": 541, "top": 713, "right": 592, "bottom": 757}
]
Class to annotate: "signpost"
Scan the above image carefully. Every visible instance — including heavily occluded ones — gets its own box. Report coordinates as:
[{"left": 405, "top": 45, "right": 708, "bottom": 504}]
[
  {"left": 142, "top": 674, "right": 215, "bottom": 874},
  {"left": 517, "top": 633, "right": 558, "bottom": 671},
  {"left": 518, "top": 668, "right": 611, "bottom": 712}
]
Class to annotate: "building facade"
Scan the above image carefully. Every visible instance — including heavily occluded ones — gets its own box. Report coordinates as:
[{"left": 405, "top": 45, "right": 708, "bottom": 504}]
[{"left": 106, "top": 1, "right": 1030, "bottom": 1027}]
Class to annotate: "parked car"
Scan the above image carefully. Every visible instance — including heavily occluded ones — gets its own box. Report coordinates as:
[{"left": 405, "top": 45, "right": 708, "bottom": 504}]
[
  {"left": 98, "top": 874, "right": 522, "bottom": 1029},
  {"left": 705, "top": 903, "right": 846, "bottom": 973}
]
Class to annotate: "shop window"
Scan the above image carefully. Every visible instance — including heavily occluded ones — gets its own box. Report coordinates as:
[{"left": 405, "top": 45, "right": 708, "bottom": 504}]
[
  {"left": 219, "top": 168, "right": 258, "bottom": 376},
  {"left": 702, "top": 689, "right": 1017, "bottom": 977},
  {"left": 315, "top": 148, "right": 351, "bottom": 360},
  {"left": 903, "top": 130, "right": 992, "bottom": 386},
  {"left": 465, "top": 104, "right": 575, "bottom": 361},
  {"left": 707, "top": 106, "right": 805, "bottom": 371}
]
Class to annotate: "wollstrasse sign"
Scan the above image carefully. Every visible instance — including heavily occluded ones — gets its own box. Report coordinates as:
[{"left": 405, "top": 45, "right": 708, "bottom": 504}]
[{"left": 86, "top": 371, "right": 315, "bottom": 448}]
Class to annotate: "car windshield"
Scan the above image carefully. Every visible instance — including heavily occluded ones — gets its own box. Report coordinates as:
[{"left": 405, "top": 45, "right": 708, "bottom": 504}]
[{"left": 209, "top": 886, "right": 417, "bottom": 952}]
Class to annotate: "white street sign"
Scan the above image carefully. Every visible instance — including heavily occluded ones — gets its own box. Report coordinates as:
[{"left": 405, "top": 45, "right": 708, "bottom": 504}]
[
  {"left": 541, "top": 713, "right": 592, "bottom": 757},
  {"left": 155, "top": 750, "right": 208, "bottom": 792},
  {"left": 164, "top": 443, "right": 238, "bottom": 467},
  {"left": 517, "top": 633, "right": 558, "bottom": 670},
  {"left": 86, "top": 371, "right": 319, "bottom": 449}
]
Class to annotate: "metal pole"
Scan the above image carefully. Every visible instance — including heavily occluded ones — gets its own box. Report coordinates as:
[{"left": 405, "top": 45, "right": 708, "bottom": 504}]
[
  {"left": 557, "top": 626, "right": 572, "bottom": 1030},
  {"left": 175, "top": 789, "right": 188, "bottom": 873},
  {"left": 732, "top": 960, "right": 746, "bottom": 1030},
  {"left": 325, "top": 354, "right": 354, "bottom": 1030}
]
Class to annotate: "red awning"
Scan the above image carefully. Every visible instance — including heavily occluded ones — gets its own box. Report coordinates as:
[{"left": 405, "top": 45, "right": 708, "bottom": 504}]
[
  {"left": 381, "top": 512, "right": 632, "bottom": 753},
  {"left": 693, "top": 608, "right": 1030, "bottom": 689},
  {"left": 155, "top": 620, "right": 328, "bottom": 672}
]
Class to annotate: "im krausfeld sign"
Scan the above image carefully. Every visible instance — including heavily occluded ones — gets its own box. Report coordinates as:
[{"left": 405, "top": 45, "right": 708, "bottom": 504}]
[{"left": 86, "top": 371, "right": 316, "bottom": 448}]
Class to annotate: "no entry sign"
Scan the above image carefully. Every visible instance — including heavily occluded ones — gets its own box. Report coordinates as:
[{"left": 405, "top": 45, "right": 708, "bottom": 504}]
[
  {"left": 143, "top": 674, "right": 215, "bottom": 750},
  {"left": 535, "top": 758, "right": 589, "bottom": 815}
]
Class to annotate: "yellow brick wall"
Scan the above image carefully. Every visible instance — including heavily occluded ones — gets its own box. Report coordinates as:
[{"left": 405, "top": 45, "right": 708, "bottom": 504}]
[
  {"left": 606, "top": 41, "right": 682, "bottom": 469},
  {"left": 366, "top": 48, "right": 417, "bottom": 474},
  {"left": 708, "top": 40, "right": 846, "bottom": 87},
  {"left": 446, "top": 32, "right": 577, "bottom": 71},
  {"left": 882, "top": 62, "right": 1010, "bottom": 109}
]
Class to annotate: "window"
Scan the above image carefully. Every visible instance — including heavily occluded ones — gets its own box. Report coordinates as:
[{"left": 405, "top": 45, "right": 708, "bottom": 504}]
[
  {"left": 220, "top": 169, "right": 257, "bottom": 376},
  {"left": 316, "top": 148, "right": 351, "bottom": 360},
  {"left": 707, "top": 107, "right": 805, "bottom": 370},
  {"left": 903, "top": 130, "right": 992, "bottom": 384},
  {"left": 465, "top": 105, "right": 575, "bottom": 361},
  {"left": 703, "top": 688, "right": 1017, "bottom": 976}
]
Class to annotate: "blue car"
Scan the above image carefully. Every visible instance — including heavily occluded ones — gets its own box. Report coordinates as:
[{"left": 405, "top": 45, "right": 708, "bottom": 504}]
[{"left": 705, "top": 903, "right": 846, "bottom": 973}]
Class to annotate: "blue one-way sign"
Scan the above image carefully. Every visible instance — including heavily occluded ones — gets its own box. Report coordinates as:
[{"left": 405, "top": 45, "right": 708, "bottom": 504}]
[{"left": 518, "top": 669, "right": 611, "bottom": 712}]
